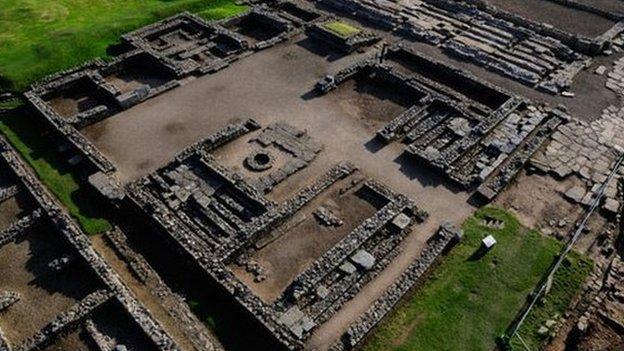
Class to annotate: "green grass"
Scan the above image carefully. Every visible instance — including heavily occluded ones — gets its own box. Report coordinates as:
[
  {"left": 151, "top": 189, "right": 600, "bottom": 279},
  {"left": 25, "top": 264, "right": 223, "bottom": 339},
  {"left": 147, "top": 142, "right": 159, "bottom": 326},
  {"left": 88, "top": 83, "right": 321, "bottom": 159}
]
[
  {"left": 322, "top": 20, "right": 361, "bottom": 38},
  {"left": 363, "top": 207, "right": 589, "bottom": 351},
  {"left": 508, "top": 252, "right": 592, "bottom": 350},
  {"left": 0, "top": 0, "right": 248, "bottom": 90},
  {"left": 0, "top": 107, "right": 112, "bottom": 234},
  {"left": 0, "top": 98, "right": 22, "bottom": 110}
]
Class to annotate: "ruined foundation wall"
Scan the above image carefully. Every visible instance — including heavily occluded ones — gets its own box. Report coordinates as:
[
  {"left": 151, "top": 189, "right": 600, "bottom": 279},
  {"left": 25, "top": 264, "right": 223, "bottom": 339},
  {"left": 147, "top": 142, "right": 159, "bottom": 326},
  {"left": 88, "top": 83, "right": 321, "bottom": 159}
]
[
  {"left": 0, "top": 137, "right": 182, "bottom": 351},
  {"left": 328, "top": 223, "right": 460, "bottom": 350}
]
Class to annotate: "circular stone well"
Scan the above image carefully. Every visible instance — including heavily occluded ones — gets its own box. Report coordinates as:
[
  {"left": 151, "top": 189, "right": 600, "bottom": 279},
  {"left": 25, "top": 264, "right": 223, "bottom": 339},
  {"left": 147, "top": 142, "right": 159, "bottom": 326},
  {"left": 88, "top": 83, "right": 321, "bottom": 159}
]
[{"left": 245, "top": 150, "right": 274, "bottom": 171}]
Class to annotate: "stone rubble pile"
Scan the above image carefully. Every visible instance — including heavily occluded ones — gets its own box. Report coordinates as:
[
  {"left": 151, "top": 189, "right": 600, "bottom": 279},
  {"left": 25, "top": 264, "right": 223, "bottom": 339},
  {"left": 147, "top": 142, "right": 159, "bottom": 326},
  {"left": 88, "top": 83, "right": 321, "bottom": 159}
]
[{"left": 313, "top": 206, "right": 343, "bottom": 227}]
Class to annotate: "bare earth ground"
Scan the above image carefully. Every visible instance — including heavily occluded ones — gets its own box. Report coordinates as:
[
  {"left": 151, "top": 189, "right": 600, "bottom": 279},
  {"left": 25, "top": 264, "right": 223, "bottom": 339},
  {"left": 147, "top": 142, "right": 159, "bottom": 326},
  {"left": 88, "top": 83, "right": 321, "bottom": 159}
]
[
  {"left": 82, "top": 34, "right": 474, "bottom": 348},
  {"left": 493, "top": 171, "right": 583, "bottom": 231},
  {"left": 0, "top": 226, "right": 100, "bottom": 345},
  {"left": 484, "top": 0, "right": 616, "bottom": 37},
  {"left": 230, "top": 172, "right": 379, "bottom": 303},
  {"left": 40, "top": 329, "right": 92, "bottom": 351},
  {"left": 0, "top": 195, "right": 29, "bottom": 231}
]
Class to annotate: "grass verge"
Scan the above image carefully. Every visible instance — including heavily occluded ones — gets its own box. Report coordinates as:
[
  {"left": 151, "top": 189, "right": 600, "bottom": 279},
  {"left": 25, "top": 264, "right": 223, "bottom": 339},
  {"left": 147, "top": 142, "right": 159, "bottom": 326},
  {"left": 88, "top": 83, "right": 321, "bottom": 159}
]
[
  {"left": 363, "top": 207, "right": 590, "bottom": 351},
  {"left": 0, "top": 108, "right": 111, "bottom": 234},
  {"left": 507, "top": 251, "right": 592, "bottom": 350}
]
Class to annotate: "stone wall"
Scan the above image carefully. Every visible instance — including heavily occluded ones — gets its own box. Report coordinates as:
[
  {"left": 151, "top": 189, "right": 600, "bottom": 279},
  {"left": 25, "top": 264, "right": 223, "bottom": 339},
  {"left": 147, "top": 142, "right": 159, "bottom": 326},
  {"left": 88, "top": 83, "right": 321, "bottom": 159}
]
[
  {"left": 320, "top": 0, "right": 593, "bottom": 90},
  {"left": 0, "top": 209, "right": 42, "bottom": 248},
  {"left": 328, "top": 223, "right": 460, "bottom": 350},
  {"left": 14, "top": 290, "right": 114, "bottom": 351},
  {"left": 0, "top": 136, "right": 182, "bottom": 351}
]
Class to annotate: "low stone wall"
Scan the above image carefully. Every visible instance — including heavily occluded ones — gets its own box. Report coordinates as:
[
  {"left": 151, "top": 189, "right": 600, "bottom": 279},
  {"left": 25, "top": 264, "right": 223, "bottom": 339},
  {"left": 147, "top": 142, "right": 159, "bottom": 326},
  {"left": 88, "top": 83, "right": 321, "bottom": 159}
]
[
  {"left": 0, "top": 185, "right": 19, "bottom": 203},
  {"left": 175, "top": 119, "right": 260, "bottom": 162},
  {"left": 328, "top": 223, "right": 460, "bottom": 350},
  {"left": 0, "top": 209, "right": 42, "bottom": 248},
  {"left": 15, "top": 290, "right": 113, "bottom": 351},
  {"left": 0, "top": 136, "right": 182, "bottom": 351}
]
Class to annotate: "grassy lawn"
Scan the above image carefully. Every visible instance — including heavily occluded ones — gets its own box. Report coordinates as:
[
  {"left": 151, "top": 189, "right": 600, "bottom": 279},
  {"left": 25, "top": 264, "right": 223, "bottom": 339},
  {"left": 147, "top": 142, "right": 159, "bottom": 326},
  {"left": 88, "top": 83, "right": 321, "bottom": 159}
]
[
  {"left": 363, "top": 207, "right": 590, "bottom": 351},
  {"left": 0, "top": 0, "right": 247, "bottom": 90},
  {"left": 0, "top": 108, "right": 112, "bottom": 234},
  {"left": 322, "top": 20, "right": 361, "bottom": 38}
]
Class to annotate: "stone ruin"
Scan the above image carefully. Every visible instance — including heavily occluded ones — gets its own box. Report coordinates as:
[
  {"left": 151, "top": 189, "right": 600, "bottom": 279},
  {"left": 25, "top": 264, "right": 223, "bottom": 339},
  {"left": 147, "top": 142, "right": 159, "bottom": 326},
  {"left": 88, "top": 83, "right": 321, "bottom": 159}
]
[
  {"left": 125, "top": 118, "right": 434, "bottom": 349},
  {"left": 21, "top": 0, "right": 593, "bottom": 202},
  {"left": 0, "top": 136, "right": 182, "bottom": 351},
  {"left": 318, "top": 0, "right": 624, "bottom": 93},
  {"left": 12, "top": 1, "right": 624, "bottom": 349},
  {"left": 530, "top": 55, "right": 624, "bottom": 216},
  {"left": 330, "top": 222, "right": 461, "bottom": 350},
  {"left": 23, "top": 4, "right": 314, "bottom": 176},
  {"left": 247, "top": 122, "right": 323, "bottom": 193},
  {"left": 316, "top": 44, "right": 570, "bottom": 200}
]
